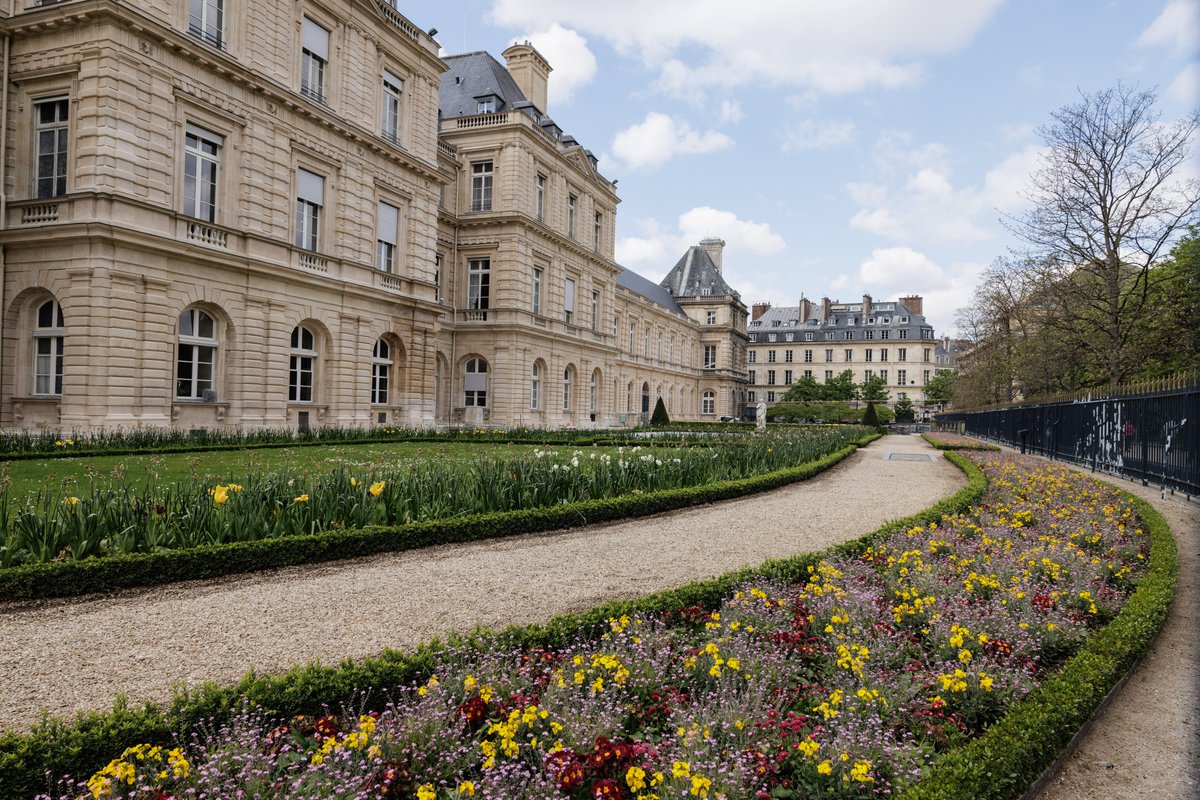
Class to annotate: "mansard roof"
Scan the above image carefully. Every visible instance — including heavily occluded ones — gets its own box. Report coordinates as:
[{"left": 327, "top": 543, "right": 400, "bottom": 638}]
[
  {"left": 439, "top": 51, "right": 531, "bottom": 118},
  {"left": 615, "top": 266, "right": 687, "bottom": 317},
  {"left": 658, "top": 246, "right": 740, "bottom": 299},
  {"left": 747, "top": 299, "right": 933, "bottom": 333}
]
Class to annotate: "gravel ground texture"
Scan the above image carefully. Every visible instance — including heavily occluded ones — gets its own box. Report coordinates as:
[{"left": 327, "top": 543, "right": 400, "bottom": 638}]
[
  {"left": 1031, "top": 458, "right": 1199, "bottom": 800},
  {"left": 0, "top": 437, "right": 962, "bottom": 731}
]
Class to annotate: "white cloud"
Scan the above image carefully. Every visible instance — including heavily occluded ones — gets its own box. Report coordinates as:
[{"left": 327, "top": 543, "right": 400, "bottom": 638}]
[
  {"left": 1167, "top": 62, "right": 1200, "bottom": 106},
  {"left": 781, "top": 118, "right": 857, "bottom": 152},
  {"left": 719, "top": 99, "right": 744, "bottom": 124},
  {"left": 510, "top": 23, "right": 597, "bottom": 105},
  {"left": 490, "top": 0, "right": 1003, "bottom": 97},
  {"left": 826, "top": 248, "right": 987, "bottom": 334},
  {"left": 616, "top": 206, "right": 786, "bottom": 278},
  {"left": 1137, "top": 0, "right": 1200, "bottom": 57},
  {"left": 847, "top": 136, "right": 1042, "bottom": 244},
  {"left": 609, "top": 112, "right": 733, "bottom": 170}
]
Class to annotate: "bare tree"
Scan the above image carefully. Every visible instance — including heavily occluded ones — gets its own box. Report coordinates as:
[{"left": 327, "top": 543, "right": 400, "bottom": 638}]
[{"left": 1009, "top": 85, "right": 1199, "bottom": 390}]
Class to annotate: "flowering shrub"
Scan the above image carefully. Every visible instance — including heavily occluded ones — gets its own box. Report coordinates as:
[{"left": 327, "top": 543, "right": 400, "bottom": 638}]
[
  {"left": 38, "top": 453, "right": 1151, "bottom": 800},
  {"left": 0, "top": 428, "right": 864, "bottom": 567}
]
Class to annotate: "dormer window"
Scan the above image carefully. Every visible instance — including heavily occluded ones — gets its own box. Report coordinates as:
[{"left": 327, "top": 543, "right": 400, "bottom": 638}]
[
  {"left": 700, "top": 286, "right": 712, "bottom": 296},
  {"left": 476, "top": 96, "right": 497, "bottom": 114}
]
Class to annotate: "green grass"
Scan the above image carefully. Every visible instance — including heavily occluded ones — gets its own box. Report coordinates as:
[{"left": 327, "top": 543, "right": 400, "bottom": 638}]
[{"left": 0, "top": 441, "right": 652, "bottom": 499}]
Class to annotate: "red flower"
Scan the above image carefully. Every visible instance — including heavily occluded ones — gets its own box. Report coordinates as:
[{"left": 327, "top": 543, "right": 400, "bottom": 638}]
[
  {"left": 458, "top": 696, "right": 489, "bottom": 728},
  {"left": 545, "top": 750, "right": 588, "bottom": 791},
  {"left": 592, "top": 779, "right": 626, "bottom": 799}
]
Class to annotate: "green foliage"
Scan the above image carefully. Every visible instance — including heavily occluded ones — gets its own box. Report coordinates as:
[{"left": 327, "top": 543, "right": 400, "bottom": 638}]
[
  {"left": 862, "top": 402, "right": 881, "bottom": 428},
  {"left": 781, "top": 375, "right": 823, "bottom": 402},
  {"left": 767, "top": 401, "right": 855, "bottom": 423},
  {"left": 781, "top": 369, "right": 858, "bottom": 403},
  {"left": 859, "top": 374, "right": 889, "bottom": 404},
  {"left": 894, "top": 396, "right": 916, "bottom": 422},
  {"left": 925, "top": 371, "right": 958, "bottom": 403},
  {"left": 650, "top": 396, "right": 671, "bottom": 425}
]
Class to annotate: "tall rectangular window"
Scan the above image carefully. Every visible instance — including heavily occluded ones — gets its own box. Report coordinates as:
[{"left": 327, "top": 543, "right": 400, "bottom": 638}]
[
  {"left": 767, "top": 350, "right": 776, "bottom": 363},
  {"left": 804, "top": 350, "right": 812, "bottom": 363},
  {"left": 880, "top": 369, "right": 888, "bottom": 384},
  {"left": 471, "top": 161, "right": 493, "bottom": 211},
  {"left": 434, "top": 253, "right": 443, "bottom": 302},
  {"left": 594, "top": 211, "right": 602, "bottom": 251},
  {"left": 567, "top": 194, "right": 576, "bottom": 238},
  {"left": 748, "top": 351, "right": 756, "bottom": 363},
  {"left": 898, "top": 369, "right": 907, "bottom": 386},
  {"left": 300, "top": 18, "right": 330, "bottom": 104},
  {"left": 924, "top": 370, "right": 931, "bottom": 385},
  {"left": 188, "top": 0, "right": 224, "bottom": 47},
  {"left": 923, "top": 348, "right": 931, "bottom": 362},
  {"left": 899, "top": 348, "right": 907, "bottom": 362},
  {"left": 865, "top": 349, "right": 873, "bottom": 362},
  {"left": 704, "top": 345, "right": 717, "bottom": 369},
  {"left": 628, "top": 322, "right": 635, "bottom": 352},
  {"left": 706, "top": 310, "right": 717, "bottom": 325},
  {"left": 183, "top": 124, "right": 222, "bottom": 223},
  {"left": 468, "top": 258, "right": 490, "bottom": 310},
  {"left": 376, "top": 201, "right": 399, "bottom": 272},
  {"left": 880, "top": 348, "right": 888, "bottom": 362},
  {"left": 825, "top": 349, "right": 833, "bottom": 362},
  {"left": 784, "top": 370, "right": 793, "bottom": 385},
  {"left": 294, "top": 168, "right": 324, "bottom": 250},
  {"left": 35, "top": 98, "right": 69, "bottom": 199},
  {"left": 748, "top": 370, "right": 756, "bottom": 384},
  {"left": 844, "top": 349, "right": 853, "bottom": 362},
  {"left": 564, "top": 277, "right": 575, "bottom": 324},
  {"left": 381, "top": 70, "right": 404, "bottom": 142},
  {"left": 767, "top": 370, "right": 776, "bottom": 385},
  {"left": 785, "top": 349, "right": 794, "bottom": 363},
  {"left": 591, "top": 290, "right": 599, "bottom": 331},
  {"left": 535, "top": 173, "right": 546, "bottom": 220},
  {"left": 532, "top": 267, "right": 543, "bottom": 314}
]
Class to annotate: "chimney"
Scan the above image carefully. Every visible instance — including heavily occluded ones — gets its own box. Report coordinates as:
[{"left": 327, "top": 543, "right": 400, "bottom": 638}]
[
  {"left": 820, "top": 296, "right": 831, "bottom": 324},
  {"left": 502, "top": 42, "right": 552, "bottom": 114},
  {"left": 900, "top": 294, "right": 923, "bottom": 316},
  {"left": 751, "top": 302, "right": 771, "bottom": 321},
  {"left": 799, "top": 296, "right": 812, "bottom": 324},
  {"left": 862, "top": 293, "right": 873, "bottom": 319},
  {"left": 700, "top": 237, "right": 725, "bottom": 273}
]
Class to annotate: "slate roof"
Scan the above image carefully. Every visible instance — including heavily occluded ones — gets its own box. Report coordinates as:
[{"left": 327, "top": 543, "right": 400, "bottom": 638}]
[
  {"left": 615, "top": 266, "right": 687, "bottom": 317},
  {"left": 439, "top": 51, "right": 533, "bottom": 118},
  {"left": 747, "top": 299, "right": 933, "bottom": 335},
  {"left": 658, "top": 246, "right": 740, "bottom": 299}
]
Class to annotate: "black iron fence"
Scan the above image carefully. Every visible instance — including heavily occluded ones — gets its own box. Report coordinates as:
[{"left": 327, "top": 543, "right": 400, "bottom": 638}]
[{"left": 937, "top": 375, "right": 1198, "bottom": 497}]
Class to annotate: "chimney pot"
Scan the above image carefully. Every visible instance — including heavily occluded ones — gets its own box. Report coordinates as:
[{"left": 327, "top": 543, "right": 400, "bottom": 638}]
[
  {"left": 502, "top": 42, "right": 552, "bottom": 114},
  {"left": 751, "top": 302, "right": 771, "bottom": 321},
  {"left": 699, "top": 237, "right": 725, "bottom": 273}
]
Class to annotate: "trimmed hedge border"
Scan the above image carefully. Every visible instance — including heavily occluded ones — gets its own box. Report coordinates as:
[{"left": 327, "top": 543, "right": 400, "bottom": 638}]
[
  {"left": 0, "top": 434, "right": 879, "bottom": 602},
  {"left": 894, "top": 489, "right": 1178, "bottom": 800},
  {"left": 0, "top": 442, "right": 978, "bottom": 800},
  {"left": 920, "top": 433, "right": 1001, "bottom": 451}
]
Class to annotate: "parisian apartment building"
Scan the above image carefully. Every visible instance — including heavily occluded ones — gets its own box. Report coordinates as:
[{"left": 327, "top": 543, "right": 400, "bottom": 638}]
[
  {"left": 746, "top": 295, "right": 943, "bottom": 415},
  {"left": 0, "top": 0, "right": 752, "bottom": 432}
]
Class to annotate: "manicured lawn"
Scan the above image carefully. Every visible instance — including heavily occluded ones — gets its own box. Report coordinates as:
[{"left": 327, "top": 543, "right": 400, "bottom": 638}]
[{"left": 0, "top": 441, "right": 604, "bottom": 499}]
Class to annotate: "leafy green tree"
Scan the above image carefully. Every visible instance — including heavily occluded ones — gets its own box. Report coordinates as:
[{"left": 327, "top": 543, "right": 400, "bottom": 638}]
[
  {"left": 781, "top": 375, "right": 823, "bottom": 402},
  {"left": 894, "top": 396, "right": 915, "bottom": 422},
  {"left": 650, "top": 396, "right": 670, "bottom": 426},
  {"left": 925, "top": 371, "right": 958, "bottom": 404},
  {"left": 859, "top": 375, "right": 889, "bottom": 404},
  {"left": 824, "top": 369, "right": 859, "bottom": 402}
]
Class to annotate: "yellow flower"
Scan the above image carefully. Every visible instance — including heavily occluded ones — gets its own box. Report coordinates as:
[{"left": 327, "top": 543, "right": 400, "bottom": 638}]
[
  {"left": 350, "top": 477, "right": 359, "bottom": 487},
  {"left": 65, "top": 496, "right": 80, "bottom": 506},
  {"left": 212, "top": 485, "right": 229, "bottom": 505},
  {"left": 370, "top": 481, "right": 386, "bottom": 496},
  {"left": 817, "top": 760, "right": 833, "bottom": 775},
  {"left": 672, "top": 760, "right": 691, "bottom": 778},
  {"left": 293, "top": 494, "right": 309, "bottom": 503},
  {"left": 417, "top": 784, "right": 436, "bottom": 800},
  {"left": 690, "top": 775, "right": 712, "bottom": 798},
  {"left": 458, "top": 780, "right": 476, "bottom": 797},
  {"left": 626, "top": 766, "right": 647, "bottom": 792}
]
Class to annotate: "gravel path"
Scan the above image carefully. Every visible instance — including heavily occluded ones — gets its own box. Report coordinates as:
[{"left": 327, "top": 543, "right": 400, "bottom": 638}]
[
  {"left": 1031, "top": 460, "right": 1200, "bottom": 800},
  {"left": 0, "top": 437, "right": 962, "bottom": 731}
]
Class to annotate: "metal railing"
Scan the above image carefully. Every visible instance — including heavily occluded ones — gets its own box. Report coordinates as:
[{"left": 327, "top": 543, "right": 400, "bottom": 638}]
[{"left": 937, "top": 374, "right": 1198, "bottom": 497}]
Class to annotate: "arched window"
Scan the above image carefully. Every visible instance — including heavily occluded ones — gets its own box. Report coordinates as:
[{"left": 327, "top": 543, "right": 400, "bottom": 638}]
[
  {"left": 33, "top": 299, "right": 64, "bottom": 396},
  {"left": 668, "top": 386, "right": 674, "bottom": 414},
  {"left": 589, "top": 370, "right": 599, "bottom": 414},
  {"left": 626, "top": 381, "right": 633, "bottom": 413},
  {"left": 371, "top": 339, "right": 392, "bottom": 405},
  {"left": 702, "top": 390, "right": 716, "bottom": 415},
  {"left": 530, "top": 361, "right": 541, "bottom": 409},
  {"left": 464, "top": 357, "right": 487, "bottom": 406},
  {"left": 177, "top": 307, "right": 218, "bottom": 400},
  {"left": 289, "top": 325, "right": 317, "bottom": 403},
  {"left": 641, "top": 382, "right": 650, "bottom": 414},
  {"left": 562, "top": 366, "right": 573, "bottom": 411}
]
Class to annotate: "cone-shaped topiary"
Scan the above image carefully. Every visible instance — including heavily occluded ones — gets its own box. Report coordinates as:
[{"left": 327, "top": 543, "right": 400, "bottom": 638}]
[
  {"left": 862, "top": 402, "right": 880, "bottom": 428},
  {"left": 650, "top": 396, "right": 671, "bottom": 426}
]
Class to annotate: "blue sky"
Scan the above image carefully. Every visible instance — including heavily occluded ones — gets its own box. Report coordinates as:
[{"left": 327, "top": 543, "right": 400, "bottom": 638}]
[{"left": 400, "top": 0, "right": 1199, "bottom": 335}]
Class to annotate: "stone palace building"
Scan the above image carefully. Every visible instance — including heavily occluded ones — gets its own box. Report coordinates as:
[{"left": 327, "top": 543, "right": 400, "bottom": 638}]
[{"left": 0, "top": 0, "right": 751, "bottom": 432}]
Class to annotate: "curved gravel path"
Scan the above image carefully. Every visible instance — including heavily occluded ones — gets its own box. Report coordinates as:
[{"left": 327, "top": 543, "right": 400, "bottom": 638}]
[{"left": 0, "top": 437, "right": 962, "bottom": 731}]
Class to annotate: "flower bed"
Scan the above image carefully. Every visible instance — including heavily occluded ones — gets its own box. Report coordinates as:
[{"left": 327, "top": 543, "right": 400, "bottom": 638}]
[
  {"left": 0, "top": 428, "right": 863, "bottom": 569},
  {"left": 921, "top": 432, "right": 1000, "bottom": 451},
  {"left": 32, "top": 452, "right": 1164, "bottom": 800}
]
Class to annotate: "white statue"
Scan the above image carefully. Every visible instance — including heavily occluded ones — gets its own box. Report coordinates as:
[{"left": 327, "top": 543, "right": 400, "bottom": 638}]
[{"left": 756, "top": 400, "right": 767, "bottom": 431}]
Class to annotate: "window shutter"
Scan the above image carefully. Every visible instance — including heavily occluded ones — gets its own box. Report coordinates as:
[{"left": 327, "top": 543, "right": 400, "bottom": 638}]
[
  {"left": 302, "top": 18, "right": 330, "bottom": 59},
  {"left": 297, "top": 168, "right": 324, "bottom": 204},
  {"left": 378, "top": 202, "right": 399, "bottom": 243},
  {"left": 564, "top": 278, "right": 575, "bottom": 312}
]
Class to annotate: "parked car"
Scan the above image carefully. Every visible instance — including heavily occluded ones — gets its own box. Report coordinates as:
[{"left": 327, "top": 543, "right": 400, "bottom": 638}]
[{"left": 718, "top": 415, "right": 741, "bottom": 422}]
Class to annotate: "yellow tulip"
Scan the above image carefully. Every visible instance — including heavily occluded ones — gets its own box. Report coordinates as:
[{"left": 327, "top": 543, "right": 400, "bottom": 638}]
[{"left": 369, "top": 481, "right": 385, "bottom": 497}]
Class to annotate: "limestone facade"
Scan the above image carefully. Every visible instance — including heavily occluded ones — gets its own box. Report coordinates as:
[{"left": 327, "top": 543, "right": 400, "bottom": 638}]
[{"left": 0, "top": 1, "right": 747, "bottom": 431}]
